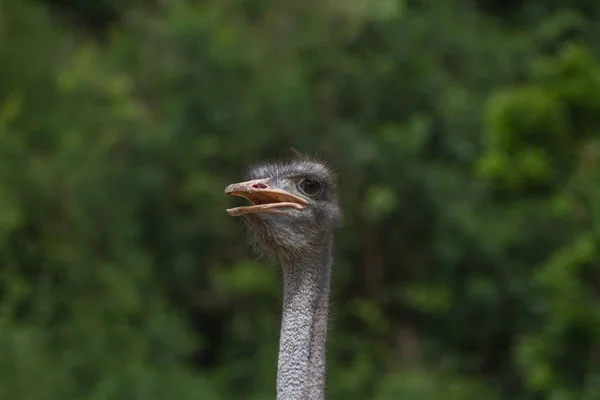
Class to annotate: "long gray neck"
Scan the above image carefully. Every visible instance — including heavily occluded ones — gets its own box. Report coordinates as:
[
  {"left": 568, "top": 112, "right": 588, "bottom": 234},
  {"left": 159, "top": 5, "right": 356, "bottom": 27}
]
[{"left": 277, "top": 240, "right": 333, "bottom": 400}]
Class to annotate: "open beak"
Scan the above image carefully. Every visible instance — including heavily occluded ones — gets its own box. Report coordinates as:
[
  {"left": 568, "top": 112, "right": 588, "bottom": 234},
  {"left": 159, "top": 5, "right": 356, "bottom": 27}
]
[{"left": 224, "top": 179, "right": 309, "bottom": 217}]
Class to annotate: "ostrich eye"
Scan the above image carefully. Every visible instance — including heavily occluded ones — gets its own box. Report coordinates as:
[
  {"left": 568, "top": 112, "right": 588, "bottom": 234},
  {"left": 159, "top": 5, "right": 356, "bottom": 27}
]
[{"left": 299, "top": 179, "right": 322, "bottom": 196}]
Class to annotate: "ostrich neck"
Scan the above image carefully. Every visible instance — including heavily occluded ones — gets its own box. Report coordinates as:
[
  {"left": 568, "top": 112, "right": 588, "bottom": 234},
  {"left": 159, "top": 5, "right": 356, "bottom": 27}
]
[{"left": 277, "top": 241, "right": 333, "bottom": 400}]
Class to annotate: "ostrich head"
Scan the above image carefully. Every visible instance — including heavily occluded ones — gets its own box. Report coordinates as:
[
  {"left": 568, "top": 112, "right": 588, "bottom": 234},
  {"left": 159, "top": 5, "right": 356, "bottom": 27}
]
[{"left": 225, "top": 157, "right": 340, "bottom": 263}]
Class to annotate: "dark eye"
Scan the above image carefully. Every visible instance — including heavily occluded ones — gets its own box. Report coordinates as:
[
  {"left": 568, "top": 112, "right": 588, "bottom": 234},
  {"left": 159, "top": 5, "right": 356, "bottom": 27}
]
[{"left": 299, "top": 179, "right": 322, "bottom": 196}]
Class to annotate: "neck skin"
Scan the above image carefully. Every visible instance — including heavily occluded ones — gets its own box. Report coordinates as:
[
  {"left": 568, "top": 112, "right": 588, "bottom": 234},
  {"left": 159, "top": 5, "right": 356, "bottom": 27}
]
[{"left": 276, "top": 240, "right": 333, "bottom": 400}]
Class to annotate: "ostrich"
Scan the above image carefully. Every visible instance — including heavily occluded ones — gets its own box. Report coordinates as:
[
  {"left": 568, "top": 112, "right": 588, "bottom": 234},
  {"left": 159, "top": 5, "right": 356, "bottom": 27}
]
[{"left": 225, "top": 157, "right": 341, "bottom": 400}]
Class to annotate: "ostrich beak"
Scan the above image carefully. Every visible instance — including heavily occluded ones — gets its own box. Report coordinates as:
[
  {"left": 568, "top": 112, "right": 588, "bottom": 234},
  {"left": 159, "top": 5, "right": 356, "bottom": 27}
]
[{"left": 224, "top": 179, "right": 309, "bottom": 217}]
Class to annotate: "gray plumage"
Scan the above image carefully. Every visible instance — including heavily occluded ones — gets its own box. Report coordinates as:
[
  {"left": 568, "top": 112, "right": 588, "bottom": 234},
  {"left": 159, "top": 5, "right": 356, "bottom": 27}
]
[{"left": 227, "top": 157, "right": 341, "bottom": 400}]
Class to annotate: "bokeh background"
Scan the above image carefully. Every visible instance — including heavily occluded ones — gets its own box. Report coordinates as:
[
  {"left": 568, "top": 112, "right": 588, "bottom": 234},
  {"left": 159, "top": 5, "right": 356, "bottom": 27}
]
[{"left": 2, "top": 0, "right": 600, "bottom": 399}]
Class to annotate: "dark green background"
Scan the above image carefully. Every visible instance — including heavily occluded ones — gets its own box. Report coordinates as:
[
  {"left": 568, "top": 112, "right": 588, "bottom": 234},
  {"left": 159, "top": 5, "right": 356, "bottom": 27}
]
[{"left": 1, "top": 0, "right": 599, "bottom": 398}]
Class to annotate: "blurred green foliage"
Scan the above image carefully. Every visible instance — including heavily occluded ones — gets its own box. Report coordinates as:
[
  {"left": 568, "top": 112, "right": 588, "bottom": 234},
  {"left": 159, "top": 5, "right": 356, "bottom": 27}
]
[{"left": 1, "top": 0, "right": 599, "bottom": 398}]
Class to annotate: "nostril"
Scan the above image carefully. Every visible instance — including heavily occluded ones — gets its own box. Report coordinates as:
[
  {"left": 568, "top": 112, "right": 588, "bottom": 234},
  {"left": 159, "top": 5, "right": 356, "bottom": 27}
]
[{"left": 252, "top": 183, "right": 268, "bottom": 189}]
